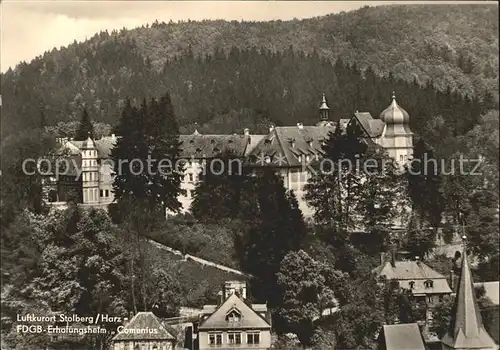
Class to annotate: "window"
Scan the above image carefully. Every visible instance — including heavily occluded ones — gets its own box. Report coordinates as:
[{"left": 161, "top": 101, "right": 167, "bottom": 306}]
[
  {"left": 100, "top": 190, "right": 104, "bottom": 197},
  {"left": 188, "top": 174, "right": 194, "bottom": 182},
  {"left": 247, "top": 333, "right": 260, "bottom": 344},
  {"left": 427, "top": 295, "right": 433, "bottom": 304},
  {"left": 227, "top": 311, "right": 240, "bottom": 323},
  {"left": 209, "top": 333, "right": 222, "bottom": 346},
  {"left": 105, "top": 190, "right": 109, "bottom": 197},
  {"left": 409, "top": 281, "right": 415, "bottom": 289},
  {"left": 400, "top": 155, "right": 404, "bottom": 161},
  {"left": 424, "top": 280, "right": 434, "bottom": 288},
  {"left": 228, "top": 333, "right": 241, "bottom": 344}
]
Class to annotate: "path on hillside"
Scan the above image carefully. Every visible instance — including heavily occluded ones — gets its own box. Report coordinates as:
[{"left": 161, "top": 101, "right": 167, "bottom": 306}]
[{"left": 147, "top": 239, "right": 254, "bottom": 278}]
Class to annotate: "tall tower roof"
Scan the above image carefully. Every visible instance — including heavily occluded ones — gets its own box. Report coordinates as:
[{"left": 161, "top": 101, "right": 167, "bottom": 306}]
[
  {"left": 379, "top": 91, "right": 410, "bottom": 125},
  {"left": 81, "top": 135, "right": 96, "bottom": 150},
  {"left": 441, "top": 243, "right": 497, "bottom": 349},
  {"left": 319, "top": 93, "right": 330, "bottom": 110}
]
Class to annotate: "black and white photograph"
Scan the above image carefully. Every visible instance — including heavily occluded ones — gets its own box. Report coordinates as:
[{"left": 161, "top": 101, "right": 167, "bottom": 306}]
[{"left": 0, "top": 1, "right": 498, "bottom": 349}]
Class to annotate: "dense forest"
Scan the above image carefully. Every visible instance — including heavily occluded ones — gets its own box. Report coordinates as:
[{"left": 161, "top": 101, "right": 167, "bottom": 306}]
[{"left": 1, "top": 5, "right": 498, "bottom": 139}]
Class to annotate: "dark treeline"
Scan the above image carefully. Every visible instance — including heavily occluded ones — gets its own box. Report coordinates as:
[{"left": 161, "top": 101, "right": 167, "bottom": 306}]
[{"left": 1, "top": 38, "right": 496, "bottom": 141}]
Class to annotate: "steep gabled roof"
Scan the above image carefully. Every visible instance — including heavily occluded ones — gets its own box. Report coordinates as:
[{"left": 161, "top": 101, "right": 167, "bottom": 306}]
[
  {"left": 179, "top": 134, "right": 249, "bottom": 159},
  {"left": 198, "top": 293, "right": 271, "bottom": 330},
  {"left": 246, "top": 125, "right": 334, "bottom": 167},
  {"left": 353, "top": 112, "right": 385, "bottom": 138},
  {"left": 382, "top": 323, "right": 426, "bottom": 350},
  {"left": 373, "top": 261, "right": 447, "bottom": 280},
  {"left": 112, "top": 312, "right": 175, "bottom": 342},
  {"left": 441, "top": 252, "right": 497, "bottom": 349}
]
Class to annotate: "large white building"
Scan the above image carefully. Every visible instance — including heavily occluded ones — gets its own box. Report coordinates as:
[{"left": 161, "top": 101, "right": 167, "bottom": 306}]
[{"left": 45, "top": 93, "right": 414, "bottom": 217}]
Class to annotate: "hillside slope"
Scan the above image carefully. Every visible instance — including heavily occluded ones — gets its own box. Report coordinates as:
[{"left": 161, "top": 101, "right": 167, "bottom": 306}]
[
  {"left": 129, "top": 4, "right": 498, "bottom": 94},
  {"left": 1, "top": 4, "right": 497, "bottom": 137}
]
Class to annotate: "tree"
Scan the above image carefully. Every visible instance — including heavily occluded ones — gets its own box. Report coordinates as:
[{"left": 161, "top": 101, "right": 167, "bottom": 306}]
[
  {"left": 237, "top": 170, "right": 307, "bottom": 307},
  {"left": 191, "top": 151, "right": 257, "bottom": 221},
  {"left": 18, "top": 207, "right": 129, "bottom": 348},
  {"left": 354, "top": 151, "right": 405, "bottom": 254},
  {"left": 0, "top": 129, "right": 60, "bottom": 226},
  {"left": 275, "top": 250, "right": 346, "bottom": 345},
  {"left": 403, "top": 218, "right": 436, "bottom": 260},
  {"left": 74, "top": 108, "right": 94, "bottom": 141},
  {"left": 111, "top": 94, "right": 184, "bottom": 214},
  {"left": 305, "top": 120, "right": 367, "bottom": 230},
  {"left": 40, "top": 108, "right": 47, "bottom": 129},
  {"left": 144, "top": 94, "right": 184, "bottom": 213},
  {"left": 407, "top": 139, "right": 445, "bottom": 230},
  {"left": 463, "top": 190, "right": 499, "bottom": 261}
]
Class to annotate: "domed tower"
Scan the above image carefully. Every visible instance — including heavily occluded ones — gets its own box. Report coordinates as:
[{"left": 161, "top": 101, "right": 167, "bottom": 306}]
[
  {"left": 379, "top": 92, "right": 413, "bottom": 164},
  {"left": 317, "top": 93, "right": 331, "bottom": 126},
  {"left": 81, "top": 135, "right": 99, "bottom": 204}
]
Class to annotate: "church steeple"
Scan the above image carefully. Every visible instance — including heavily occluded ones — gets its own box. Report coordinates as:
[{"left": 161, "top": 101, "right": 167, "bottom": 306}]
[
  {"left": 441, "top": 236, "right": 497, "bottom": 350},
  {"left": 319, "top": 93, "right": 330, "bottom": 122}
]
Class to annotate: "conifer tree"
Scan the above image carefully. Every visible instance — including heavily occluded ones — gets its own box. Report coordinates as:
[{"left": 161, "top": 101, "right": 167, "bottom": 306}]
[
  {"left": 237, "top": 170, "right": 307, "bottom": 307},
  {"left": 39, "top": 108, "right": 46, "bottom": 129},
  {"left": 111, "top": 94, "right": 183, "bottom": 214},
  {"left": 144, "top": 93, "right": 184, "bottom": 213},
  {"left": 191, "top": 150, "right": 257, "bottom": 221},
  {"left": 305, "top": 120, "right": 367, "bottom": 230},
  {"left": 74, "top": 108, "right": 94, "bottom": 141},
  {"left": 407, "top": 139, "right": 445, "bottom": 230}
]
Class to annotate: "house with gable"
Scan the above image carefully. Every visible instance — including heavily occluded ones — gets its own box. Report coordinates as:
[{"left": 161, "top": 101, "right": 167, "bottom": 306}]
[
  {"left": 197, "top": 281, "right": 272, "bottom": 350},
  {"left": 373, "top": 250, "right": 453, "bottom": 323}
]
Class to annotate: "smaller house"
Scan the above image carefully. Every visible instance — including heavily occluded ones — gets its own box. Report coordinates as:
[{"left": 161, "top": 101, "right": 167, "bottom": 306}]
[
  {"left": 198, "top": 281, "right": 272, "bottom": 350},
  {"left": 112, "top": 312, "right": 176, "bottom": 350},
  {"left": 373, "top": 252, "right": 452, "bottom": 324},
  {"left": 378, "top": 323, "right": 426, "bottom": 350}
]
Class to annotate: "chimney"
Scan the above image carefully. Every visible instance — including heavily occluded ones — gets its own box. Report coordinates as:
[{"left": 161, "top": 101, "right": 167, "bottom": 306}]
[
  {"left": 415, "top": 256, "right": 421, "bottom": 266},
  {"left": 243, "top": 128, "right": 249, "bottom": 136},
  {"left": 449, "top": 270, "right": 454, "bottom": 290},
  {"left": 217, "top": 291, "right": 224, "bottom": 305},
  {"left": 380, "top": 252, "right": 385, "bottom": 265},
  {"left": 297, "top": 123, "right": 304, "bottom": 129},
  {"left": 269, "top": 125, "right": 275, "bottom": 133},
  {"left": 111, "top": 133, "right": 116, "bottom": 139}
]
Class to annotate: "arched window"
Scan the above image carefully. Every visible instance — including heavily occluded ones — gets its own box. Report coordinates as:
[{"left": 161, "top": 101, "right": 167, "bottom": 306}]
[
  {"left": 425, "top": 280, "right": 434, "bottom": 288},
  {"left": 409, "top": 281, "right": 415, "bottom": 289}
]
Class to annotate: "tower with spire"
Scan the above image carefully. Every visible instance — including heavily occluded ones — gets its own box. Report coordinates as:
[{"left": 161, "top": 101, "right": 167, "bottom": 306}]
[
  {"left": 317, "top": 93, "right": 331, "bottom": 126},
  {"left": 81, "top": 134, "right": 100, "bottom": 204},
  {"left": 378, "top": 92, "right": 413, "bottom": 164},
  {"left": 441, "top": 237, "right": 497, "bottom": 350}
]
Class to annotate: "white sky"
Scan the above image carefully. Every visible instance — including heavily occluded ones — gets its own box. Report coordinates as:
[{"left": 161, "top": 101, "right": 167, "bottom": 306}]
[{"left": 0, "top": 1, "right": 497, "bottom": 72}]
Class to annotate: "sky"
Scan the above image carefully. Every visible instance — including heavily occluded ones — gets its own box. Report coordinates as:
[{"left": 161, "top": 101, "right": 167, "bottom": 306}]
[{"left": 0, "top": 0, "right": 496, "bottom": 72}]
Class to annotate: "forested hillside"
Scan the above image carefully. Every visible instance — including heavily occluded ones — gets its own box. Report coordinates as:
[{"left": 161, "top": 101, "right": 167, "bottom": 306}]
[{"left": 1, "top": 4, "right": 498, "bottom": 139}]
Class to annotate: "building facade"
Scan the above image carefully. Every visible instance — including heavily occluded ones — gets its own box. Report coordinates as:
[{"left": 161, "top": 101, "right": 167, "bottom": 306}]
[
  {"left": 45, "top": 93, "right": 413, "bottom": 217},
  {"left": 197, "top": 281, "right": 272, "bottom": 350},
  {"left": 373, "top": 252, "right": 453, "bottom": 323}
]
